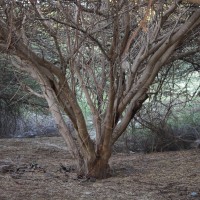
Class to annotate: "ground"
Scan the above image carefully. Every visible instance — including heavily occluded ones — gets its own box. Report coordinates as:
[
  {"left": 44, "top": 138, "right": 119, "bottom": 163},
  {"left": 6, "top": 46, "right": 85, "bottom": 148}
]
[{"left": 0, "top": 137, "right": 199, "bottom": 200}]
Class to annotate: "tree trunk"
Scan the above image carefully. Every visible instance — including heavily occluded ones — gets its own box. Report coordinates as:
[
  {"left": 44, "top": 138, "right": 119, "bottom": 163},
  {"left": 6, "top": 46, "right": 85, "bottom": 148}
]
[{"left": 86, "top": 149, "right": 112, "bottom": 179}]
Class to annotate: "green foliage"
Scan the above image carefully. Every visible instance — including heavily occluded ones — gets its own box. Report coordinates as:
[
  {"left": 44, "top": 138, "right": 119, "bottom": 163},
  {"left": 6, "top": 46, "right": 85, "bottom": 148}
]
[{"left": 168, "top": 105, "right": 200, "bottom": 128}]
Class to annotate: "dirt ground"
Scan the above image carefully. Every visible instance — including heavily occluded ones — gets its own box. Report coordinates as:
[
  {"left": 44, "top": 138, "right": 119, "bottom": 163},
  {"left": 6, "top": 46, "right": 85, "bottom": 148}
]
[{"left": 0, "top": 137, "right": 199, "bottom": 200}]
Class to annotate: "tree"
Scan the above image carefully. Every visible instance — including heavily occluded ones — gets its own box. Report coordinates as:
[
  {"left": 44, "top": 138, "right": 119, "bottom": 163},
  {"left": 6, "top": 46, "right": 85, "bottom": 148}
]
[
  {"left": 0, "top": 55, "right": 47, "bottom": 137},
  {"left": 0, "top": 0, "right": 199, "bottom": 179}
]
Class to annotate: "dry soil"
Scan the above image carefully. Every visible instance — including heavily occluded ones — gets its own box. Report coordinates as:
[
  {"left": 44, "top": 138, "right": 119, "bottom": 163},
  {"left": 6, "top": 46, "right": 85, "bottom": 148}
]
[{"left": 0, "top": 137, "right": 200, "bottom": 200}]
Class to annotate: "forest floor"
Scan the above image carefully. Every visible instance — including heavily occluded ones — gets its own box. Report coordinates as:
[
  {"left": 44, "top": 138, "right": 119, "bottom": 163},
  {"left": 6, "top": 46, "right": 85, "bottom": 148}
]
[{"left": 0, "top": 137, "right": 200, "bottom": 200}]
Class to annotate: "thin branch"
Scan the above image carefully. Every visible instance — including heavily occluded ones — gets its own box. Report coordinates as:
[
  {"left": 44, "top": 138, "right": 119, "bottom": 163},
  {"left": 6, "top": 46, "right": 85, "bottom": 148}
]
[{"left": 50, "top": 17, "right": 110, "bottom": 61}]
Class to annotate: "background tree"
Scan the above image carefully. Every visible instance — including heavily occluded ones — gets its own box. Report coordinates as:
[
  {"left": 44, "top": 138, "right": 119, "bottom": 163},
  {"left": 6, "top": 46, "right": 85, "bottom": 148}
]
[
  {"left": 0, "top": 55, "right": 47, "bottom": 137},
  {"left": 134, "top": 61, "right": 200, "bottom": 152},
  {"left": 0, "top": 0, "right": 199, "bottom": 178}
]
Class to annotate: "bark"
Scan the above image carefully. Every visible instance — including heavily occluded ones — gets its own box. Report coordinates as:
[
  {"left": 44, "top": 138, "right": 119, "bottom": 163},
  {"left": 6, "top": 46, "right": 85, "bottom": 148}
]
[
  {"left": 11, "top": 57, "right": 87, "bottom": 175},
  {"left": 87, "top": 149, "right": 112, "bottom": 179}
]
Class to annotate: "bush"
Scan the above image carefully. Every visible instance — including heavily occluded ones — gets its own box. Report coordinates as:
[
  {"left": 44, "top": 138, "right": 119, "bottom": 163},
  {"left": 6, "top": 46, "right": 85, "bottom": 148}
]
[
  {"left": 122, "top": 100, "right": 200, "bottom": 153},
  {"left": 0, "top": 99, "right": 20, "bottom": 138}
]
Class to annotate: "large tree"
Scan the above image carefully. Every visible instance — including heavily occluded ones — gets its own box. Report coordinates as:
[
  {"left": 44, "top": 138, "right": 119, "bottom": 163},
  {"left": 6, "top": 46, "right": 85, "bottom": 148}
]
[{"left": 0, "top": 0, "right": 199, "bottom": 178}]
